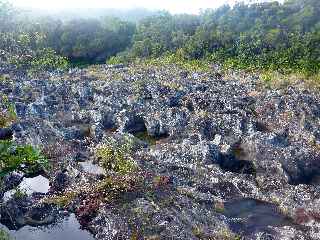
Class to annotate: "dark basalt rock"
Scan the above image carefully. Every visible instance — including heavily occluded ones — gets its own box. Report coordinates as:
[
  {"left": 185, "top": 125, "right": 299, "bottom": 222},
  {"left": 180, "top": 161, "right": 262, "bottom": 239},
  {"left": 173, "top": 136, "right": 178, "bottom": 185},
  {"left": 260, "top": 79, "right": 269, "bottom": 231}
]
[
  {"left": 217, "top": 153, "right": 256, "bottom": 175},
  {"left": 0, "top": 197, "right": 58, "bottom": 230},
  {"left": 1, "top": 63, "right": 320, "bottom": 239},
  {"left": 2, "top": 172, "right": 24, "bottom": 192},
  {"left": 51, "top": 170, "right": 71, "bottom": 192},
  {"left": 100, "top": 112, "right": 116, "bottom": 130},
  {"left": 0, "top": 128, "right": 13, "bottom": 140},
  {"left": 122, "top": 113, "right": 147, "bottom": 134}
]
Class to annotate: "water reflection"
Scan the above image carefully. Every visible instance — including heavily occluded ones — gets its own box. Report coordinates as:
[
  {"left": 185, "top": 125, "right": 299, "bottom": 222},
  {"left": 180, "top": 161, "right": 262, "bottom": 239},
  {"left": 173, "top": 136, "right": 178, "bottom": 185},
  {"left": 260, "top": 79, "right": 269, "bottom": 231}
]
[
  {"left": 0, "top": 214, "right": 95, "bottom": 240},
  {"left": 223, "top": 198, "right": 293, "bottom": 234}
]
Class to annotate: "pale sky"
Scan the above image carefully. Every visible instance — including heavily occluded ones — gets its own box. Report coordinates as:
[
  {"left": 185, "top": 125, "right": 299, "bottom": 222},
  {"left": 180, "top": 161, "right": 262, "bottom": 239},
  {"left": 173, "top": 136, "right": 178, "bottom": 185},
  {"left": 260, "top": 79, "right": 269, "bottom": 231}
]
[{"left": 11, "top": 0, "right": 240, "bottom": 14}]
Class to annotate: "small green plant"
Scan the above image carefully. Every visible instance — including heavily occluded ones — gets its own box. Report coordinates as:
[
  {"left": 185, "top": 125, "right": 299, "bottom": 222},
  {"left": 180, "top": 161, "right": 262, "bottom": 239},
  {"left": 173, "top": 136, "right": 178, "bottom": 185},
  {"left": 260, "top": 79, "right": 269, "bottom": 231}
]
[
  {"left": 141, "top": 53, "right": 211, "bottom": 72},
  {"left": 0, "top": 74, "right": 10, "bottom": 82},
  {"left": 107, "top": 56, "right": 123, "bottom": 65},
  {"left": 0, "top": 94, "right": 17, "bottom": 128},
  {"left": 214, "top": 228, "right": 242, "bottom": 240},
  {"left": 0, "top": 229, "right": 11, "bottom": 240},
  {"left": 214, "top": 201, "right": 225, "bottom": 213},
  {"left": 261, "top": 71, "right": 273, "bottom": 85},
  {"left": 192, "top": 225, "right": 205, "bottom": 239},
  {"left": 96, "top": 175, "right": 136, "bottom": 193},
  {"left": 95, "top": 137, "right": 136, "bottom": 174},
  {"left": 0, "top": 140, "right": 48, "bottom": 177},
  {"left": 44, "top": 191, "right": 77, "bottom": 208},
  {"left": 13, "top": 187, "right": 27, "bottom": 199}
]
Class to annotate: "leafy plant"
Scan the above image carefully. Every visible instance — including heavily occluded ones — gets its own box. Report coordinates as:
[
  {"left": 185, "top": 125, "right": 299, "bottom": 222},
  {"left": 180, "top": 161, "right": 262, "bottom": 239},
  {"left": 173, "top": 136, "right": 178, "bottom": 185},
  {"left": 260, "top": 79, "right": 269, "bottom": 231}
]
[
  {"left": 0, "top": 140, "right": 48, "bottom": 177},
  {"left": 44, "top": 192, "right": 78, "bottom": 208},
  {"left": 28, "top": 48, "right": 69, "bottom": 75}
]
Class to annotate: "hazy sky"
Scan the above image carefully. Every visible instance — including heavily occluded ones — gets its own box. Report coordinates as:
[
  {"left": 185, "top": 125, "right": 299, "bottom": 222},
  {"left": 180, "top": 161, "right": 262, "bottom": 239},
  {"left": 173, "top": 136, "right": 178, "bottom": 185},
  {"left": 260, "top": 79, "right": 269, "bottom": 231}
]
[{"left": 12, "top": 0, "right": 239, "bottom": 14}]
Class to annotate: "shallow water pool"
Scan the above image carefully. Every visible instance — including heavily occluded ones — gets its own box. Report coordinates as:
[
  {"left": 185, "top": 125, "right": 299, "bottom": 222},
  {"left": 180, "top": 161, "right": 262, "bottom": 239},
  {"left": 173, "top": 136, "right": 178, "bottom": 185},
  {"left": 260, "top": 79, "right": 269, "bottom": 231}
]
[{"left": 0, "top": 214, "right": 95, "bottom": 240}]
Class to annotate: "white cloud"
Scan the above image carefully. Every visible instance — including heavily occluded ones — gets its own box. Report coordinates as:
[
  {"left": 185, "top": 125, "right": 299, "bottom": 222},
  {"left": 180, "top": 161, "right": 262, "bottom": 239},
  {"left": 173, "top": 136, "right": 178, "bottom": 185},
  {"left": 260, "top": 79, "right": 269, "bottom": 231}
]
[{"left": 11, "top": 0, "right": 238, "bottom": 14}]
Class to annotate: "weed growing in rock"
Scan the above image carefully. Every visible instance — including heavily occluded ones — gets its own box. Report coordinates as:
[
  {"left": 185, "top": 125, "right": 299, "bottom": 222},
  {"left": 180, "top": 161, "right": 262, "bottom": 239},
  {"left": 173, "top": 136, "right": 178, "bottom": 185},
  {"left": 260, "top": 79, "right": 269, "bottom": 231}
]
[
  {"left": 214, "top": 201, "right": 225, "bottom": 213},
  {"left": 96, "top": 174, "right": 142, "bottom": 195},
  {"left": 75, "top": 173, "right": 144, "bottom": 227},
  {"left": 44, "top": 191, "right": 78, "bottom": 208},
  {"left": 0, "top": 95, "right": 17, "bottom": 128},
  {"left": 0, "top": 74, "right": 10, "bottom": 82},
  {"left": 192, "top": 225, "right": 241, "bottom": 240},
  {"left": 0, "top": 140, "right": 48, "bottom": 177},
  {"left": 0, "top": 229, "right": 11, "bottom": 240},
  {"left": 12, "top": 187, "right": 27, "bottom": 199},
  {"left": 94, "top": 137, "right": 137, "bottom": 174},
  {"left": 152, "top": 175, "right": 171, "bottom": 188},
  {"left": 214, "top": 228, "right": 242, "bottom": 240}
]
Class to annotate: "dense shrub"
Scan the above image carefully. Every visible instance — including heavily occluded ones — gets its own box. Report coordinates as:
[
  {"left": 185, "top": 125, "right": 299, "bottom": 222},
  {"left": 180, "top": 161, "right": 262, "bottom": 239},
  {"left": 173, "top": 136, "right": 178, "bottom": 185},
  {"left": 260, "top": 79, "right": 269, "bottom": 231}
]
[{"left": 119, "top": 0, "right": 320, "bottom": 76}]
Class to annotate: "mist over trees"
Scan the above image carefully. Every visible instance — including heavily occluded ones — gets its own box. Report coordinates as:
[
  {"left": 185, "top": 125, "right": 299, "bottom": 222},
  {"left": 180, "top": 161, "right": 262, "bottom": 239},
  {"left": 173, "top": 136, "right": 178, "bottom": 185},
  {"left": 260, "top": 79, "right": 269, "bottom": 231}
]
[{"left": 0, "top": 0, "right": 319, "bottom": 75}]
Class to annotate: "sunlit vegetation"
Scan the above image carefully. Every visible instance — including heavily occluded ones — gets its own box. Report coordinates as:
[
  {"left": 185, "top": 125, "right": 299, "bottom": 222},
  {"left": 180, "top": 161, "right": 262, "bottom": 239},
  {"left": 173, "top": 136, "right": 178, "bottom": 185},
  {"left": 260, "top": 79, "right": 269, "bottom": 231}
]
[{"left": 115, "top": 0, "right": 319, "bottom": 83}]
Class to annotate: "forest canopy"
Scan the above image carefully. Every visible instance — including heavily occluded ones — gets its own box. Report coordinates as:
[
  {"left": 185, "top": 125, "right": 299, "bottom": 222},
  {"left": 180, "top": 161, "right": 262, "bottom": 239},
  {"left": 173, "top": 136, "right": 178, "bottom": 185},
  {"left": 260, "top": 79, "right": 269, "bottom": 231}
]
[{"left": 0, "top": 0, "right": 319, "bottom": 76}]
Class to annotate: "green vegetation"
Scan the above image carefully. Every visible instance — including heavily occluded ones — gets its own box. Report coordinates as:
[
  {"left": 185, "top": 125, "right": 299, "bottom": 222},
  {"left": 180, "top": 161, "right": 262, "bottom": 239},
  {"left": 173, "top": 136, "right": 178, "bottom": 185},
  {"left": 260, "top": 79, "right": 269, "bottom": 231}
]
[
  {"left": 135, "top": 1, "right": 318, "bottom": 74},
  {"left": 96, "top": 175, "right": 139, "bottom": 193},
  {"left": 214, "top": 202, "right": 225, "bottom": 213},
  {"left": 94, "top": 137, "right": 137, "bottom": 174},
  {"left": 44, "top": 191, "right": 78, "bottom": 208},
  {"left": 0, "top": 95, "right": 17, "bottom": 128},
  {"left": 0, "top": 0, "right": 68, "bottom": 74},
  {"left": 192, "top": 225, "right": 241, "bottom": 240},
  {"left": 115, "top": 0, "right": 319, "bottom": 83},
  {"left": 0, "top": 229, "right": 11, "bottom": 240},
  {"left": 137, "top": 53, "right": 211, "bottom": 72},
  {"left": 0, "top": 140, "right": 48, "bottom": 177},
  {"left": 0, "top": 0, "right": 319, "bottom": 84},
  {"left": 0, "top": 0, "right": 136, "bottom": 67},
  {"left": 12, "top": 187, "right": 27, "bottom": 199}
]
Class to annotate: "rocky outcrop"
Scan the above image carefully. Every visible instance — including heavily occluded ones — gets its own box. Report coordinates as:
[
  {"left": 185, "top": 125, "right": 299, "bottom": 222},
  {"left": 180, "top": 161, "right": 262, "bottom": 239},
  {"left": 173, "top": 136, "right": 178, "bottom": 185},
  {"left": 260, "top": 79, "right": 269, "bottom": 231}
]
[{"left": 1, "top": 63, "right": 320, "bottom": 239}]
